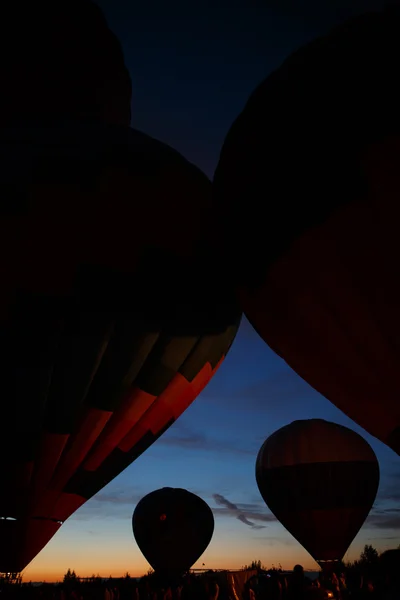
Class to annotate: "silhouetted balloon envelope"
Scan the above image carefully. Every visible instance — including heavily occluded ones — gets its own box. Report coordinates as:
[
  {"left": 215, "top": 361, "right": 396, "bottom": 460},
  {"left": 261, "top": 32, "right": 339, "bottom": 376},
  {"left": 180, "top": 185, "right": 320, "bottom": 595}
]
[
  {"left": 0, "top": 0, "right": 131, "bottom": 126},
  {"left": 133, "top": 488, "right": 215, "bottom": 575},
  {"left": 0, "top": 121, "right": 240, "bottom": 573},
  {"left": 256, "top": 420, "right": 380, "bottom": 569},
  {"left": 213, "top": 6, "right": 400, "bottom": 456}
]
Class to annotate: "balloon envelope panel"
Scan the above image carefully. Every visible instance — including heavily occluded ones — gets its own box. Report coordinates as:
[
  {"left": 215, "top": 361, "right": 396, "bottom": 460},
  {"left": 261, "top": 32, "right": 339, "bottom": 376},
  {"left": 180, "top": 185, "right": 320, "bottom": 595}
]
[
  {"left": 213, "top": 7, "right": 400, "bottom": 455},
  {"left": 133, "top": 487, "right": 215, "bottom": 574},
  {"left": 256, "top": 419, "right": 380, "bottom": 565},
  {"left": 0, "top": 0, "right": 132, "bottom": 126},
  {"left": 0, "top": 122, "right": 240, "bottom": 572}
]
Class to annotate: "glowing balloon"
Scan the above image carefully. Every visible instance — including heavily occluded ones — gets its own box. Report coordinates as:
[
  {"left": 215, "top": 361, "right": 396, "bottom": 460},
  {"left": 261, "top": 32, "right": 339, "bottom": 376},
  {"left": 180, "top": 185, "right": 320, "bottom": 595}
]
[{"left": 256, "top": 419, "right": 379, "bottom": 569}]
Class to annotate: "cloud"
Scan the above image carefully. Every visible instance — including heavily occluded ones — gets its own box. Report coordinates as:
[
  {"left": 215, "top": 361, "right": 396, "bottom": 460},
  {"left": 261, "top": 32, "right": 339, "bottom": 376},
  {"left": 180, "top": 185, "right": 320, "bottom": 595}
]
[
  {"left": 368, "top": 469, "right": 400, "bottom": 531},
  {"left": 368, "top": 516, "right": 400, "bottom": 531},
  {"left": 212, "top": 493, "right": 276, "bottom": 530},
  {"left": 158, "top": 422, "right": 256, "bottom": 456},
  {"left": 251, "top": 535, "right": 296, "bottom": 547},
  {"left": 366, "top": 536, "right": 400, "bottom": 542},
  {"left": 93, "top": 491, "right": 144, "bottom": 505},
  {"left": 233, "top": 369, "right": 315, "bottom": 403},
  {"left": 71, "top": 485, "right": 213, "bottom": 521},
  {"left": 367, "top": 472, "right": 400, "bottom": 531},
  {"left": 224, "top": 368, "right": 378, "bottom": 438},
  {"left": 222, "top": 369, "right": 340, "bottom": 425},
  {"left": 70, "top": 489, "right": 145, "bottom": 521},
  {"left": 238, "top": 514, "right": 261, "bottom": 528},
  {"left": 366, "top": 507, "right": 400, "bottom": 531},
  {"left": 378, "top": 471, "right": 400, "bottom": 504}
]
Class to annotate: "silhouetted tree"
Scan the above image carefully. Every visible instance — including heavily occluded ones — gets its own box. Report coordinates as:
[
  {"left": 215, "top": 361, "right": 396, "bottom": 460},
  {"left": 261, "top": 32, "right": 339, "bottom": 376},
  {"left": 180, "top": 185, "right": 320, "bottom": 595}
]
[
  {"left": 360, "top": 545, "right": 379, "bottom": 566},
  {"left": 63, "top": 569, "right": 79, "bottom": 587},
  {"left": 345, "top": 544, "right": 380, "bottom": 580},
  {"left": 242, "top": 560, "right": 266, "bottom": 571},
  {"left": 268, "top": 564, "right": 283, "bottom": 574}
]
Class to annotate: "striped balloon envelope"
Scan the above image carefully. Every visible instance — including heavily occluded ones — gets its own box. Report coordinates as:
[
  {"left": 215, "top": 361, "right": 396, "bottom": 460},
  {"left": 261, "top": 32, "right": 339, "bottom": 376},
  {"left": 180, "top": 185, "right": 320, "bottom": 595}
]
[
  {"left": 256, "top": 419, "right": 380, "bottom": 570},
  {"left": 133, "top": 488, "right": 215, "bottom": 576},
  {"left": 213, "top": 6, "right": 400, "bottom": 456},
  {"left": 0, "top": 121, "right": 241, "bottom": 573}
]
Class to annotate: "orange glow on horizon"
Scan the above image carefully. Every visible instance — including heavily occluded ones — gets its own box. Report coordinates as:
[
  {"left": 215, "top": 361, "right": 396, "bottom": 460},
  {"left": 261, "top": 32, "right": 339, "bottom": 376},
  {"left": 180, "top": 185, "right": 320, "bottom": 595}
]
[
  {"left": 23, "top": 561, "right": 320, "bottom": 584},
  {"left": 20, "top": 515, "right": 399, "bottom": 584},
  {"left": 22, "top": 538, "right": 321, "bottom": 583},
  {"left": 20, "top": 542, "right": 380, "bottom": 583}
]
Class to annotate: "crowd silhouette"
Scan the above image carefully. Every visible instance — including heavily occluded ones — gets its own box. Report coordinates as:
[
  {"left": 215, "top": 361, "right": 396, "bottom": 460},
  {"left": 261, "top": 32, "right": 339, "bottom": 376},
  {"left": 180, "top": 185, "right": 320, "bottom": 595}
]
[
  {"left": 0, "top": 2, "right": 399, "bottom": 599},
  {"left": 0, "top": 546, "right": 398, "bottom": 600}
]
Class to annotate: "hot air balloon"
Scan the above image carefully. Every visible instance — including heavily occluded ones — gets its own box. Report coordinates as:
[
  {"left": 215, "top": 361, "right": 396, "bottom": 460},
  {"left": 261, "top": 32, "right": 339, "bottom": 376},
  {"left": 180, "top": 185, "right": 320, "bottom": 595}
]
[
  {"left": 0, "top": 0, "right": 131, "bottom": 126},
  {"left": 133, "top": 488, "right": 214, "bottom": 577},
  {"left": 256, "top": 420, "right": 380, "bottom": 571},
  {"left": 0, "top": 121, "right": 241, "bottom": 574},
  {"left": 213, "top": 6, "right": 400, "bottom": 455}
]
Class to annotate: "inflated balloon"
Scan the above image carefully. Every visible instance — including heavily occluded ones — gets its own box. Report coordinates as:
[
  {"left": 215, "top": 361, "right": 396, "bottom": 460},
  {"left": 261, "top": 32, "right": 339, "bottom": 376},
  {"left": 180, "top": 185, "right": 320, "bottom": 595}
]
[
  {"left": 256, "top": 420, "right": 379, "bottom": 569},
  {"left": 0, "top": 0, "right": 131, "bottom": 126},
  {"left": 0, "top": 121, "right": 240, "bottom": 573},
  {"left": 133, "top": 488, "right": 214, "bottom": 575},
  {"left": 213, "top": 6, "right": 400, "bottom": 455}
]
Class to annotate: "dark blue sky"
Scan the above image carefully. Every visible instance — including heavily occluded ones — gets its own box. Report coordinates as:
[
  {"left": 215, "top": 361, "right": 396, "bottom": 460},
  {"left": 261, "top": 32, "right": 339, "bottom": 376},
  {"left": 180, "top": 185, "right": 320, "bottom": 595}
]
[
  {"left": 26, "top": 0, "right": 399, "bottom": 581},
  {"left": 96, "top": 0, "right": 387, "bottom": 176}
]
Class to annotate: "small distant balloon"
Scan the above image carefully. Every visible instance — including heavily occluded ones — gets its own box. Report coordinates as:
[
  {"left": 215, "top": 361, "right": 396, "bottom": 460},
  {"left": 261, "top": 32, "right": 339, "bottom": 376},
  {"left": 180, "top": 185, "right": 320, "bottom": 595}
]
[
  {"left": 132, "top": 488, "right": 215, "bottom": 575},
  {"left": 256, "top": 419, "right": 379, "bottom": 570}
]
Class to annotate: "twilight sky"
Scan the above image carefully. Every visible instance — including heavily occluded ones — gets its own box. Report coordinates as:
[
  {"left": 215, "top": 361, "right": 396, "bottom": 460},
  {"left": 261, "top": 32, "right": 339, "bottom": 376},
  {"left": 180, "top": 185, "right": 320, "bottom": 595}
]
[{"left": 24, "top": 0, "right": 399, "bottom": 582}]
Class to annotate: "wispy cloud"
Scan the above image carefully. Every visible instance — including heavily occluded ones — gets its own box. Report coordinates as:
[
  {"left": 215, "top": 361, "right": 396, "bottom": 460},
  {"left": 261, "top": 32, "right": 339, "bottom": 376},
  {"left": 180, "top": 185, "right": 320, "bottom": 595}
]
[
  {"left": 232, "top": 369, "right": 315, "bottom": 403},
  {"left": 158, "top": 422, "right": 257, "bottom": 456},
  {"left": 251, "top": 535, "right": 296, "bottom": 547},
  {"left": 212, "top": 493, "right": 276, "bottom": 530},
  {"left": 369, "top": 469, "right": 400, "bottom": 530},
  {"left": 378, "top": 471, "right": 400, "bottom": 504},
  {"left": 366, "top": 536, "right": 400, "bottom": 542},
  {"left": 71, "top": 486, "right": 215, "bottom": 522},
  {"left": 93, "top": 491, "right": 144, "bottom": 505},
  {"left": 211, "top": 368, "right": 349, "bottom": 431},
  {"left": 366, "top": 507, "right": 400, "bottom": 531},
  {"left": 70, "top": 489, "right": 145, "bottom": 521}
]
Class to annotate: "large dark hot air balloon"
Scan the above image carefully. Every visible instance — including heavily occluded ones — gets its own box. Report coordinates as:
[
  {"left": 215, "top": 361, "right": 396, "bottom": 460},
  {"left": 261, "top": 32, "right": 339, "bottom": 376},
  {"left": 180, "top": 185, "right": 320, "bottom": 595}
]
[
  {"left": 256, "top": 420, "right": 380, "bottom": 570},
  {"left": 0, "top": 121, "right": 241, "bottom": 573},
  {"left": 133, "top": 488, "right": 214, "bottom": 576},
  {"left": 0, "top": 0, "right": 131, "bottom": 126},
  {"left": 213, "top": 6, "right": 400, "bottom": 455}
]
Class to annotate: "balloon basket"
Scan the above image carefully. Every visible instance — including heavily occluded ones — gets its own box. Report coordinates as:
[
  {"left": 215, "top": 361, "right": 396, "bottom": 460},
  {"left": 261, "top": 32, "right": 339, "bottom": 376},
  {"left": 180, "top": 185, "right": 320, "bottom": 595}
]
[
  {"left": 151, "top": 571, "right": 185, "bottom": 590},
  {"left": 317, "top": 561, "right": 340, "bottom": 575}
]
